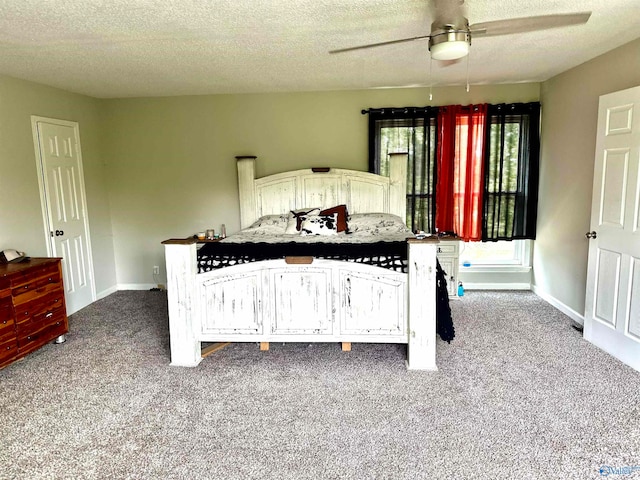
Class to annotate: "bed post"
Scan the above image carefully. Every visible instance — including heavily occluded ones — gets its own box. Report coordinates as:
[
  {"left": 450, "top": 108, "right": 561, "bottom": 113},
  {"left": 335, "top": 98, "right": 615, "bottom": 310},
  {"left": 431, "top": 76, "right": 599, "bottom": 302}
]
[
  {"left": 162, "top": 238, "right": 201, "bottom": 367},
  {"left": 406, "top": 238, "right": 438, "bottom": 370},
  {"left": 237, "top": 156, "right": 258, "bottom": 229},
  {"left": 388, "top": 152, "right": 407, "bottom": 220}
]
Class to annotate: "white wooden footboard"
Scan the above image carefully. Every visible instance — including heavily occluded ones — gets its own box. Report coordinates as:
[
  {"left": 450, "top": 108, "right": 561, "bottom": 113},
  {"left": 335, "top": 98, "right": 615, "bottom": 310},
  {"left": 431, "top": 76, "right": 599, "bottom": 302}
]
[{"left": 162, "top": 238, "right": 438, "bottom": 370}]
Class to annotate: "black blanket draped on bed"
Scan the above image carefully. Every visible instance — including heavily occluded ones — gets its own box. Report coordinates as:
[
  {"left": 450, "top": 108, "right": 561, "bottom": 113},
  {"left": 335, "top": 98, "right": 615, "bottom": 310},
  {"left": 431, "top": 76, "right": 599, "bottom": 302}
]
[
  {"left": 197, "top": 240, "right": 455, "bottom": 342},
  {"left": 197, "top": 240, "right": 409, "bottom": 273}
]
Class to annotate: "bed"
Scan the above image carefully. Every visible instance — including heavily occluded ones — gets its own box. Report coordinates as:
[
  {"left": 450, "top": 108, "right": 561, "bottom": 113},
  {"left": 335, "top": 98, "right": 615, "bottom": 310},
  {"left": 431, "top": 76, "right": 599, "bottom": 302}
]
[{"left": 162, "top": 153, "right": 440, "bottom": 370}]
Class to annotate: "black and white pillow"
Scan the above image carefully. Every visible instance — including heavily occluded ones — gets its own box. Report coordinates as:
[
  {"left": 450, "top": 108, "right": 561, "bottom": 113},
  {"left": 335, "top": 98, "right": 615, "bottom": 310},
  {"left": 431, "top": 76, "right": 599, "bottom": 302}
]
[
  {"left": 299, "top": 213, "right": 338, "bottom": 236},
  {"left": 285, "top": 208, "right": 320, "bottom": 234}
]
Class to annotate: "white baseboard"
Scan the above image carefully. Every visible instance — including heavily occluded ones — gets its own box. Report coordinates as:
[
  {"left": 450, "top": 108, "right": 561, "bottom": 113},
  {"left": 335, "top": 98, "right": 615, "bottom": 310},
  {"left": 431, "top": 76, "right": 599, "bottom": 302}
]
[
  {"left": 117, "top": 283, "right": 158, "bottom": 291},
  {"left": 465, "top": 282, "right": 531, "bottom": 291},
  {"left": 96, "top": 285, "right": 117, "bottom": 300},
  {"left": 531, "top": 285, "right": 585, "bottom": 326}
]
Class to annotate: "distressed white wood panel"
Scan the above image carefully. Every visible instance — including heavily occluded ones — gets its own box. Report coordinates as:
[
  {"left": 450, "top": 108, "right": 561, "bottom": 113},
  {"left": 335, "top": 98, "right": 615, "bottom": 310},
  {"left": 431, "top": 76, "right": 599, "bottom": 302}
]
[
  {"left": 346, "top": 177, "right": 388, "bottom": 214},
  {"left": 406, "top": 240, "right": 438, "bottom": 370},
  {"left": 600, "top": 149, "right": 629, "bottom": 228},
  {"left": 237, "top": 157, "right": 257, "bottom": 229},
  {"left": 238, "top": 155, "right": 408, "bottom": 225},
  {"left": 164, "top": 243, "right": 201, "bottom": 367},
  {"left": 437, "top": 256, "right": 457, "bottom": 297},
  {"left": 338, "top": 270, "right": 406, "bottom": 335},
  {"left": 388, "top": 152, "right": 408, "bottom": 222},
  {"left": 270, "top": 268, "right": 333, "bottom": 334},
  {"left": 627, "top": 256, "right": 640, "bottom": 340},
  {"left": 606, "top": 104, "right": 634, "bottom": 135},
  {"left": 594, "top": 248, "right": 621, "bottom": 327},
  {"left": 201, "top": 271, "right": 263, "bottom": 334},
  {"left": 299, "top": 175, "right": 341, "bottom": 209},
  {"left": 257, "top": 178, "right": 297, "bottom": 217}
]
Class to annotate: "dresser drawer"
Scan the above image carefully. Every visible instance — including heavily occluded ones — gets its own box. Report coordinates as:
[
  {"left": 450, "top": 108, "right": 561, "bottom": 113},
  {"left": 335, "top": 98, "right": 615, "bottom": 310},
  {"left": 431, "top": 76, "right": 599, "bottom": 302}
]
[
  {"left": 436, "top": 243, "right": 459, "bottom": 255},
  {"left": 0, "top": 295, "right": 13, "bottom": 323},
  {"left": 0, "top": 316, "right": 16, "bottom": 342},
  {"left": 17, "top": 318, "right": 67, "bottom": 355},
  {"left": 0, "top": 337, "right": 18, "bottom": 366},
  {"left": 16, "top": 308, "right": 66, "bottom": 338},
  {"left": 11, "top": 277, "right": 63, "bottom": 306},
  {"left": 9, "top": 263, "right": 59, "bottom": 287},
  {"left": 14, "top": 292, "right": 65, "bottom": 324}
]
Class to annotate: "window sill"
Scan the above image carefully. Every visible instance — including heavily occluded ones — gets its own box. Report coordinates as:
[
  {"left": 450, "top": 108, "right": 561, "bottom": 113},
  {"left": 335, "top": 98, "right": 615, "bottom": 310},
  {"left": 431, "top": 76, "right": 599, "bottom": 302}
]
[{"left": 459, "top": 265, "right": 532, "bottom": 274}]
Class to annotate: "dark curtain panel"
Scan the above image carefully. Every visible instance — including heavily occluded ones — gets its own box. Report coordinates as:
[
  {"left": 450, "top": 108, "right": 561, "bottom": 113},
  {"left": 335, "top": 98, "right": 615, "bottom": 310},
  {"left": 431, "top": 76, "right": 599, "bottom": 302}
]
[
  {"left": 482, "top": 102, "right": 540, "bottom": 240},
  {"left": 367, "top": 107, "right": 438, "bottom": 233}
]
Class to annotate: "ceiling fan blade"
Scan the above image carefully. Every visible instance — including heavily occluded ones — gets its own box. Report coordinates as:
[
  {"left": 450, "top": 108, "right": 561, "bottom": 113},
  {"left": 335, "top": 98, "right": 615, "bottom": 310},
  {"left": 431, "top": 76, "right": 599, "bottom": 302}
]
[
  {"left": 469, "top": 12, "right": 591, "bottom": 37},
  {"left": 329, "top": 35, "right": 431, "bottom": 54}
]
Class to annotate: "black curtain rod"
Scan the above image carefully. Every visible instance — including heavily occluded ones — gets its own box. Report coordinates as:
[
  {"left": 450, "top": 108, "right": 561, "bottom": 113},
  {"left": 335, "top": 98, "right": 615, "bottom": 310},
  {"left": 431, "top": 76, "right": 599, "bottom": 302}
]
[{"left": 362, "top": 102, "right": 540, "bottom": 115}]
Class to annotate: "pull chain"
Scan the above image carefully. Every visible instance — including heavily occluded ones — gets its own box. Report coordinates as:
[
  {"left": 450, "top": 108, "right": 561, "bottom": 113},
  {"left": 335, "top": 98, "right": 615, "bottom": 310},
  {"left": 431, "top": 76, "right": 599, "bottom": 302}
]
[
  {"left": 429, "top": 56, "right": 433, "bottom": 101},
  {"left": 465, "top": 49, "right": 470, "bottom": 93}
]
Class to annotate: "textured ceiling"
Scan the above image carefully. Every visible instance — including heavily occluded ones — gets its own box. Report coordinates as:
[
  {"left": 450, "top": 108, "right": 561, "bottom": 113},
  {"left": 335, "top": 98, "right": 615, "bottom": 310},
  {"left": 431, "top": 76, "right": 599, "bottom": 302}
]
[{"left": 0, "top": 0, "right": 638, "bottom": 98}]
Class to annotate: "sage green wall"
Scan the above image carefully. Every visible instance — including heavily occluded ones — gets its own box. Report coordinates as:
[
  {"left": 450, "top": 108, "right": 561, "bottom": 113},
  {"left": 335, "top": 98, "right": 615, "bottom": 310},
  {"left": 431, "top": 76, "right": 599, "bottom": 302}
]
[
  {"left": 0, "top": 75, "right": 117, "bottom": 297},
  {"left": 102, "top": 84, "right": 539, "bottom": 285},
  {"left": 536, "top": 38, "right": 640, "bottom": 320}
]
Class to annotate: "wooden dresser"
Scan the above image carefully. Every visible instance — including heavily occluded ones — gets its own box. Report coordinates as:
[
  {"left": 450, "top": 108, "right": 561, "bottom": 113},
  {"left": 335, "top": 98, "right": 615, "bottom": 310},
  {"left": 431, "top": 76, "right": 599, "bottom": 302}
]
[{"left": 0, "top": 258, "right": 68, "bottom": 369}]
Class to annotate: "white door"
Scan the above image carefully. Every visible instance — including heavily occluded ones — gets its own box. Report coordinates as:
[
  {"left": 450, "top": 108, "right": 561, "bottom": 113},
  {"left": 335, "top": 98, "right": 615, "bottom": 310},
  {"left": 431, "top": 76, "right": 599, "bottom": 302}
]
[
  {"left": 584, "top": 86, "right": 640, "bottom": 372},
  {"left": 32, "top": 117, "right": 95, "bottom": 315}
]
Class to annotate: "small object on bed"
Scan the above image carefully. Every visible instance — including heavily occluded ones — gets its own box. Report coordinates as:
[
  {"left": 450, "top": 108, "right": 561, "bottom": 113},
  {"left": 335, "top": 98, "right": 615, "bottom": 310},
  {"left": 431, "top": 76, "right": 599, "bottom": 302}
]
[
  {"left": 286, "top": 208, "right": 320, "bottom": 234},
  {"left": 299, "top": 213, "right": 338, "bottom": 236}
]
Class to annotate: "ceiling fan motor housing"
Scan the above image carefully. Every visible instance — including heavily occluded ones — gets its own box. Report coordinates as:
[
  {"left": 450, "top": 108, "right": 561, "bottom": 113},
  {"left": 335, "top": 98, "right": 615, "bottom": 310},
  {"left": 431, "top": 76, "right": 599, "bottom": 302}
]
[{"left": 428, "top": 19, "right": 471, "bottom": 60}]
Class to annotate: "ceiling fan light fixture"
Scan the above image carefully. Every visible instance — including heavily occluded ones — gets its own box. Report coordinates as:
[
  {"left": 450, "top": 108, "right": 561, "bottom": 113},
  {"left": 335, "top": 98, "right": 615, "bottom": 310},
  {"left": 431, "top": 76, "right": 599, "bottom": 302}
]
[{"left": 428, "top": 30, "right": 470, "bottom": 60}]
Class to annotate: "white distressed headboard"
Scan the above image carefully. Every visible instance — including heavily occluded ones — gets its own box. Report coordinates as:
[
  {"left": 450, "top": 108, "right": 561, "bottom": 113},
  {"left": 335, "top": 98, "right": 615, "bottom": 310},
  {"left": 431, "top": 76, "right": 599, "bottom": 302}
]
[{"left": 236, "top": 153, "right": 408, "bottom": 229}]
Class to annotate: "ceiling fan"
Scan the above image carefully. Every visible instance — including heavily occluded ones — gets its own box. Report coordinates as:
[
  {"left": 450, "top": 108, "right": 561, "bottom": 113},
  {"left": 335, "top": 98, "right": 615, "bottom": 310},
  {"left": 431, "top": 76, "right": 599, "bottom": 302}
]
[{"left": 329, "top": 0, "right": 592, "bottom": 63}]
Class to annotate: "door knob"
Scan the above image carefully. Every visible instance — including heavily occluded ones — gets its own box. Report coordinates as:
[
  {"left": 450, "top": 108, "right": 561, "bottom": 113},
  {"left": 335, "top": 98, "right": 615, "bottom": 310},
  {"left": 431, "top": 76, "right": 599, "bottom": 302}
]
[{"left": 585, "top": 231, "right": 597, "bottom": 239}]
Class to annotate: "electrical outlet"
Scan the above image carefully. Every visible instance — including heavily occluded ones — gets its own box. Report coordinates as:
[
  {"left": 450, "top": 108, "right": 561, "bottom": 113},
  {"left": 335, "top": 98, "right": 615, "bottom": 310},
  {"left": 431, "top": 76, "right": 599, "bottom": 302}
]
[{"left": 153, "top": 266, "right": 160, "bottom": 275}]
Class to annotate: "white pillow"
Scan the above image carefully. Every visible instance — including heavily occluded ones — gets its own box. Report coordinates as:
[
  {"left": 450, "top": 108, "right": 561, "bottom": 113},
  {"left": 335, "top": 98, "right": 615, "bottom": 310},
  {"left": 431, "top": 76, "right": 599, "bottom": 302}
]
[
  {"left": 285, "top": 208, "right": 320, "bottom": 234},
  {"left": 299, "top": 213, "right": 338, "bottom": 236},
  {"left": 347, "top": 213, "right": 412, "bottom": 235},
  {"left": 245, "top": 214, "right": 289, "bottom": 234}
]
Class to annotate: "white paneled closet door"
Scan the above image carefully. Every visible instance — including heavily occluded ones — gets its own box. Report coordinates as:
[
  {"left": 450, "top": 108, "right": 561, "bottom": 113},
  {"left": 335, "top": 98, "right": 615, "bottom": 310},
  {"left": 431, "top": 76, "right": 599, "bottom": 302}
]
[{"left": 584, "top": 85, "right": 640, "bottom": 372}]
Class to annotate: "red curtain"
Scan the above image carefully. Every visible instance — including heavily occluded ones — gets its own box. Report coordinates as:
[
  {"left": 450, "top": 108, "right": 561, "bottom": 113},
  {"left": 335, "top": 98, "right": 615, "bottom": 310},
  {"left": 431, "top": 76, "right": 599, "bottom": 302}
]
[{"left": 436, "top": 104, "right": 488, "bottom": 241}]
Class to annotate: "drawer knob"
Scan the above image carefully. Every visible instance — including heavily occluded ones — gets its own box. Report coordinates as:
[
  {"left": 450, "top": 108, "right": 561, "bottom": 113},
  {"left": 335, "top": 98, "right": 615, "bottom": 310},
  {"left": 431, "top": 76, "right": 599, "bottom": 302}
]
[
  {"left": 45, "top": 312, "right": 53, "bottom": 318},
  {"left": 23, "top": 285, "right": 30, "bottom": 289}
]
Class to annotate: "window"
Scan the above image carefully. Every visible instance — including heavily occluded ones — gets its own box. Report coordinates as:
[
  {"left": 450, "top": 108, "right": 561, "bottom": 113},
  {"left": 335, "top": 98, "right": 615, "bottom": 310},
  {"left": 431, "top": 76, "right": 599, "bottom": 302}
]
[
  {"left": 482, "top": 103, "right": 540, "bottom": 241},
  {"left": 369, "top": 108, "right": 438, "bottom": 233},
  {"left": 367, "top": 102, "right": 540, "bottom": 242},
  {"left": 459, "top": 240, "right": 531, "bottom": 266}
]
